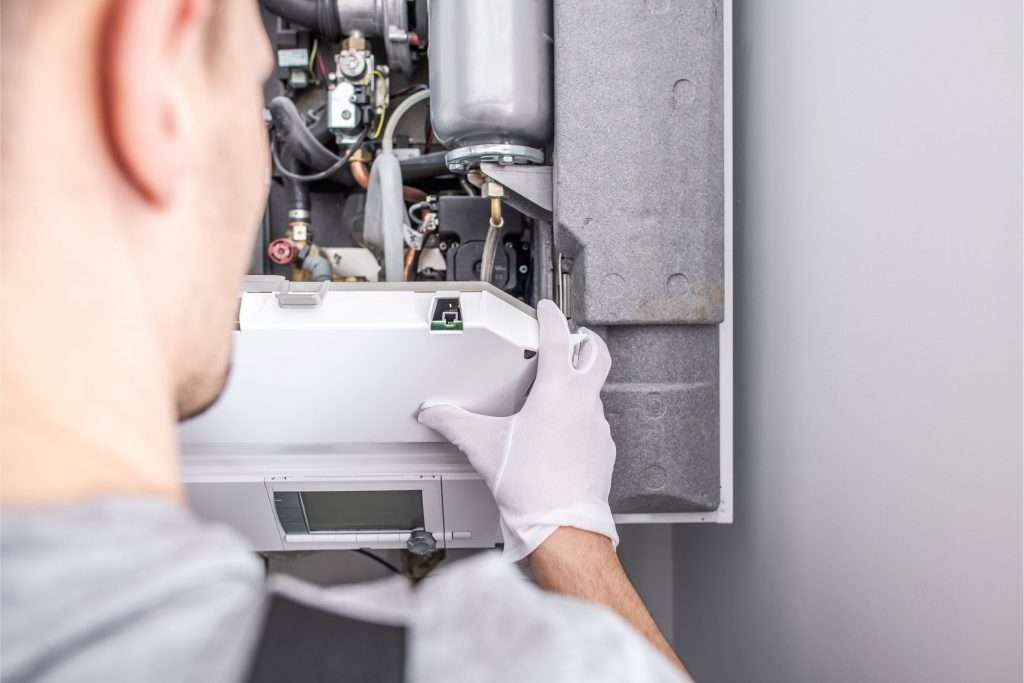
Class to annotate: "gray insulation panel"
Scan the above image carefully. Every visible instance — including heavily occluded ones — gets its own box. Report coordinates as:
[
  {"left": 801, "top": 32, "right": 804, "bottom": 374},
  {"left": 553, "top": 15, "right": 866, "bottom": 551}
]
[
  {"left": 554, "top": 0, "right": 724, "bottom": 325},
  {"left": 554, "top": 0, "right": 724, "bottom": 512},
  {"left": 603, "top": 325, "right": 720, "bottom": 513}
]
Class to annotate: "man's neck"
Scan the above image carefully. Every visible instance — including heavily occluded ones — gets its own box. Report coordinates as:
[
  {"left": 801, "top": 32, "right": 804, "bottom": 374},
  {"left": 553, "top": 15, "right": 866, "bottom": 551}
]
[{"left": 1, "top": 213, "right": 184, "bottom": 508}]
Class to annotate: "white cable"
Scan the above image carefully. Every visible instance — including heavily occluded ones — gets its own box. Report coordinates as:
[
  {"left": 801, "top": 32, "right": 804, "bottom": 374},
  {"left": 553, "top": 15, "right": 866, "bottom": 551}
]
[{"left": 382, "top": 89, "right": 431, "bottom": 155}]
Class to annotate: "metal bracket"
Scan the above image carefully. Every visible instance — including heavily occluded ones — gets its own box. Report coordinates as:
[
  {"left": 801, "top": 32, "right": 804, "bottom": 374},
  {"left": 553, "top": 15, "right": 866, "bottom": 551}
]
[
  {"left": 446, "top": 144, "right": 545, "bottom": 174},
  {"left": 479, "top": 163, "right": 553, "bottom": 223}
]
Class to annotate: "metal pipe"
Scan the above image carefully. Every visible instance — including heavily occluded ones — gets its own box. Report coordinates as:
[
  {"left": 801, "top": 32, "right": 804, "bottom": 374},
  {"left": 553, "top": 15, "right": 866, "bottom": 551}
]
[
  {"left": 350, "top": 160, "right": 371, "bottom": 189},
  {"left": 354, "top": 158, "right": 426, "bottom": 203},
  {"left": 480, "top": 216, "right": 504, "bottom": 284},
  {"left": 403, "top": 248, "right": 417, "bottom": 281}
]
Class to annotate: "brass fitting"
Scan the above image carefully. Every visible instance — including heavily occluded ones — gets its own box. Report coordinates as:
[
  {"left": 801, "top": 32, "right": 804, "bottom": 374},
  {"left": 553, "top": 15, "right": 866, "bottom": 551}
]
[
  {"left": 342, "top": 32, "right": 368, "bottom": 52},
  {"left": 490, "top": 197, "right": 503, "bottom": 226},
  {"left": 482, "top": 181, "right": 504, "bottom": 225}
]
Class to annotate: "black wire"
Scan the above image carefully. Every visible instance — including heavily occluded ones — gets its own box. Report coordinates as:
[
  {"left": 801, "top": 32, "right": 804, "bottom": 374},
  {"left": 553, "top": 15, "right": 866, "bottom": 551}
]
[
  {"left": 355, "top": 548, "right": 401, "bottom": 574},
  {"left": 271, "top": 129, "right": 367, "bottom": 182}
]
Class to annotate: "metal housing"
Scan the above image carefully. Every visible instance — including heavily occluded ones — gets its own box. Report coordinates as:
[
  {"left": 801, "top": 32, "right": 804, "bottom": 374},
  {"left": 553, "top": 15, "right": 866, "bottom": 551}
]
[{"left": 428, "top": 0, "right": 553, "bottom": 151}]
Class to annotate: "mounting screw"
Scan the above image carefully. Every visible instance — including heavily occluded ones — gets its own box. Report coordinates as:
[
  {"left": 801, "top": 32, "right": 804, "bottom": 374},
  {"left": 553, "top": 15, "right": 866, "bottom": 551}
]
[{"left": 519, "top": 264, "right": 528, "bottom": 274}]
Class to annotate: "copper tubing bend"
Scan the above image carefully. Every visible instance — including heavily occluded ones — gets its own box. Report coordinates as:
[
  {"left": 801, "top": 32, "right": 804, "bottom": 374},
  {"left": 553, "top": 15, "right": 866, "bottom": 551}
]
[
  {"left": 350, "top": 160, "right": 428, "bottom": 203},
  {"left": 350, "top": 160, "right": 371, "bottom": 189}
]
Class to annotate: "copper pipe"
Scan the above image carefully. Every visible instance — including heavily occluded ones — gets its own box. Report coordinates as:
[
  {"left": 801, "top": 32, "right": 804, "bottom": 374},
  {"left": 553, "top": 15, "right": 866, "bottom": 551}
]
[
  {"left": 349, "top": 160, "right": 370, "bottom": 189},
  {"left": 403, "top": 186, "right": 428, "bottom": 203},
  {"left": 350, "top": 159, "right": 426, "bottom": 203},
  {"left": 490, "top": 196, "right": 502, "bottom": 224},
  {"left": 403, "top": 247, "right": 417, "bottom": 281}
]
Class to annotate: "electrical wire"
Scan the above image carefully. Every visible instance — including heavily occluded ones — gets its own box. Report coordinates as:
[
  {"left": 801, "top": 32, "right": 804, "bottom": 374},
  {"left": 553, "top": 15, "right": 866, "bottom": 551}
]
[
  {"left": 271, "top": 129, "right": 367, "bottom": 182},
  {"left": 355, "top": 548, "right": 401, "bottom": 574},
  {"left": 370, "top": 69, "right": 389, "bottom": 139},
  {"left": 317, "top": 51, "right": 329, "bottom": 81},
  {"left": 308, "top": 38, "right": 319, "bottom": 74},
  {"left": 408, "top": 200, "right": 432, "bottom": 225}
]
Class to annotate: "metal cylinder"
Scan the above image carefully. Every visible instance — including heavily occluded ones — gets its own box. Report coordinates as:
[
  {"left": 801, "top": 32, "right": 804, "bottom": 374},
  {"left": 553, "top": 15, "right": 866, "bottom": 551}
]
[{"left": 428, "top": 0, "right": 553, "bottom": 151}]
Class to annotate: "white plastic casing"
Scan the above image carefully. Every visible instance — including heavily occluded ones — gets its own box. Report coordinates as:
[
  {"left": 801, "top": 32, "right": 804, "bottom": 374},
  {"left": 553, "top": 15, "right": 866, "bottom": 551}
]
[{"left": 180, "top": 282, "right": 537, "bottom": 551}]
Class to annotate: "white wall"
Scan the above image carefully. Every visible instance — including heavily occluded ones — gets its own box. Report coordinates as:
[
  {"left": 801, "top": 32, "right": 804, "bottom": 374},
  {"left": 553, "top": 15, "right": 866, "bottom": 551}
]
[{"left": 673, "top": 1, "right": 1023, "bottom": 681}]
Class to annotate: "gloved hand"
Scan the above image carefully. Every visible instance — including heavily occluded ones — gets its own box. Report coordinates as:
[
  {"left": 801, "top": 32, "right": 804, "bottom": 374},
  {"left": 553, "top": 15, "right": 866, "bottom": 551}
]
[{"left": 418, "top": 299, "right": 618, "bottom": 562}]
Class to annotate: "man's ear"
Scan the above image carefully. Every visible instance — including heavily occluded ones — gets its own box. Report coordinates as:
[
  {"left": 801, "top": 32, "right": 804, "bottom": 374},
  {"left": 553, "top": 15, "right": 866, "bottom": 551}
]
[{"left": 103, "top": 0, "right": 212, "bottom": 207}]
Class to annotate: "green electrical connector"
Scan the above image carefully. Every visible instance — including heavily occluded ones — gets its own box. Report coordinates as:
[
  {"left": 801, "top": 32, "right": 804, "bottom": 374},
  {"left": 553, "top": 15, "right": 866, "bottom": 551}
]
[
  {"left": 430, "top": 319, "right": 464, "bottom": 332},
  {"left": 429, "top": 296, "right": 463, "bottom": 333}
]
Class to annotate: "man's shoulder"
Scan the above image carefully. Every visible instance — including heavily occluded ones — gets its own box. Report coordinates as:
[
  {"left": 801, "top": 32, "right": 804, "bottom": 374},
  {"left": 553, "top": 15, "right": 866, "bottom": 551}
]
[{"left": 1, "top": 498, "right": 266, "bottom": 682}]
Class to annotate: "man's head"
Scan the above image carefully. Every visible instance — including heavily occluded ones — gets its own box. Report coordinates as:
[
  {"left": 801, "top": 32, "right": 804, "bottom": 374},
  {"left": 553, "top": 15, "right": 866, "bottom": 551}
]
[{"left": 2, "top": 0, "right": 273, "bottom": 420}]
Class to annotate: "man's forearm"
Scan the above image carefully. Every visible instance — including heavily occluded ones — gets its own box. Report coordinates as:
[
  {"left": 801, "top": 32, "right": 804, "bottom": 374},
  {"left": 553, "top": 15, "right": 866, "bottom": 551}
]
[{"left": 528, "top": 527, "right": 693, "bottom": 680}]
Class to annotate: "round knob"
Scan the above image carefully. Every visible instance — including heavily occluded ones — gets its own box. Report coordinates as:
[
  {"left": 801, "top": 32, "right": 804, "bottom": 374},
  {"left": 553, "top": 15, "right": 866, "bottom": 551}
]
[{"left": 406, "top": 529, "right": 437, "bottom": 556}]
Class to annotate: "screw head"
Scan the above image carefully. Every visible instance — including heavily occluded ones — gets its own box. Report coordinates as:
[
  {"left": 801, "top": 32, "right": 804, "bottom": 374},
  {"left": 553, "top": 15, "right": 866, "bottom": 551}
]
[{"left": 519, "top": 264, "right": 528, "bottom": 274}]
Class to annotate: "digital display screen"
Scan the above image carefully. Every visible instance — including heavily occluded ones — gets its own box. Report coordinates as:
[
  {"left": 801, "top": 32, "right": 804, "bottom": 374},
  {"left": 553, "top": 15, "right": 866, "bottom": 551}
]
[{"left": 299, "top": 490, "right": 425, "bottom": 533}]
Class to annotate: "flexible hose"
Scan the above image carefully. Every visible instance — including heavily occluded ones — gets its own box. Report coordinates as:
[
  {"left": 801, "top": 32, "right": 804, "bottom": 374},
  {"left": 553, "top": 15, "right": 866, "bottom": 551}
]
[
  {"left": 284, "top": 171, "right": 310, "bottom": 213},
  {"left": 353, "top": 158, "right": 427, "bottom": 202},
  {"left": 268, "top": 97, "right": 357, "bottom": 186},
  {"left": 480, "top": 217, "right": 504, "bottom": 284},
  {"left": 308, "top": 114, "right": 333, "bottom": 144},
  {"left": 382, "top": 89, "right": 430, "bottom": 155},
  {"left": 399, "top": 151, "right": 449, "bottom": 181},
  {"left": 272, "top": 130, "right": 365, "bottom": 182}
]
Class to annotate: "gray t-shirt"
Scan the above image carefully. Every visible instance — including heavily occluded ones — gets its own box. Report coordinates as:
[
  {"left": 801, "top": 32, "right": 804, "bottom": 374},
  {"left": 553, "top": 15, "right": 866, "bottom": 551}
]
[{"left": 1, "top": 499, "right": 683, "bottom": 682}]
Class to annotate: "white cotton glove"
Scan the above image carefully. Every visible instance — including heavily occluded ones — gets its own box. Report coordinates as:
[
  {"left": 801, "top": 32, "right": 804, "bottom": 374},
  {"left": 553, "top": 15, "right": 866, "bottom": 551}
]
[{"left": 418, "top": 299, "right": 618, "bottom": 562}]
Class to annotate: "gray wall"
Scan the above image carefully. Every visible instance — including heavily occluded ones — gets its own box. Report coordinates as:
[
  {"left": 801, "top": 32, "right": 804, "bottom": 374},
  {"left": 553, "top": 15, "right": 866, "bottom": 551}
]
[{"left": 673, "top": 1, "right": 1023, "bottom": 681}]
